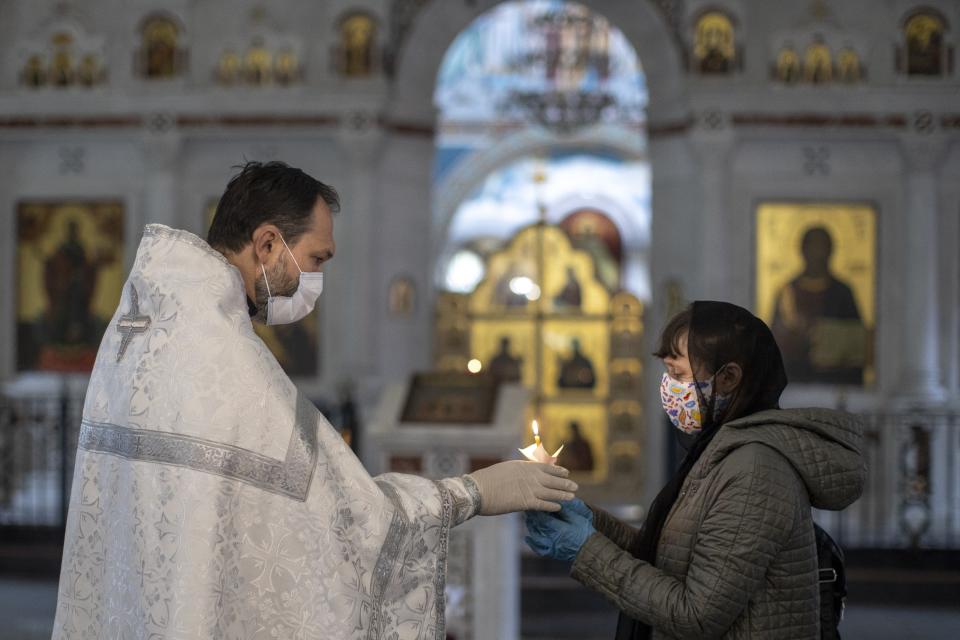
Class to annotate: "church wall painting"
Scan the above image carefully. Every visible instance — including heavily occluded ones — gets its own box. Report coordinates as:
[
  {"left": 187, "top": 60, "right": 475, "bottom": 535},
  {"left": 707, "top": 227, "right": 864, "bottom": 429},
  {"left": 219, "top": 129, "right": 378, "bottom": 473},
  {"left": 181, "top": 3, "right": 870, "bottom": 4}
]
[
  {"left": 16, "top": 201, "right": 125, "bottom": 372},
  {"left": 755, "top": 202, "right": 877, "bottom": 387},
  {"left": 206, "top": 200, "right": 319, "bottom": 377}
]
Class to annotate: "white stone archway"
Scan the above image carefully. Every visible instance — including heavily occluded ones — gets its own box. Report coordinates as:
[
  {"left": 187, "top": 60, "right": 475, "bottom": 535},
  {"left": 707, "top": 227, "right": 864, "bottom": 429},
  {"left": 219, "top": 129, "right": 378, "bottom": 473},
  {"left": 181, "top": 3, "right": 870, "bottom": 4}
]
[
  {"left": 388, "top": 0, "right": 689, "bottom": 128},
  {"left": 374, "top": 0, "right": 699, "bottom": 503}
]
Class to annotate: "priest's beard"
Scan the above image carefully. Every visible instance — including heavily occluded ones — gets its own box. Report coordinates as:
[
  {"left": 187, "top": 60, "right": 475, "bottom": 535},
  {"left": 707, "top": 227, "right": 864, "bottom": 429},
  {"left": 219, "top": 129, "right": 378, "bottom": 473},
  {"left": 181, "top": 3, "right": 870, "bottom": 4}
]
[{"left": 252, "top": 252, "right": 299, "bottom": 324}]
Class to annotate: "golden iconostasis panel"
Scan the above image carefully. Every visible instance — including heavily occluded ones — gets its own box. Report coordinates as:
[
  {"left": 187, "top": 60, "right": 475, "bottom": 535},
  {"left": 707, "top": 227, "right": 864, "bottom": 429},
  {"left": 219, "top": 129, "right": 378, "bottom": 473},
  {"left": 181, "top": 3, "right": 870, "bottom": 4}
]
[
  {"left": 444, "top": 220, "right": 644, "bottom": 495},
  {"left": 206, "top": 199, "right": 320, "bottom": 377},
  {"left": 540, "top": 402, "right": 608, "bottom": 484},
  {"left": 540, "top": 225, "right": 610, "bottom": 315},
  {"left": 470, "top": 225, "right": 539, "bottom": 315},
  {"left": 469, "top": 224, "right": 611, "bottom": 316},
  {"left": 470, "top": 319, "right": 537, "bottom": 387},
  {"left": 17, "top": 201, "right": 125, "bottom": 372},
  {"left": 540, "top": 318, "right": 609, "bottom": 399},
  {"left": 755, "top": 202, "right": 876, "bottom": 386}
]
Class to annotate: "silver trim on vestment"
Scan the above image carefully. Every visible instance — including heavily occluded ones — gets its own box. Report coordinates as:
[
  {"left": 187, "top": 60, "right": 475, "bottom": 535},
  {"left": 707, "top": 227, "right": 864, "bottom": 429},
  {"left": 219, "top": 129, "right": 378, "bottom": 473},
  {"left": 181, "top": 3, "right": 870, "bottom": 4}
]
[
  {"left": 370, "top": 481, "right": 412, "bottom": 640},
  {"left": 432, "top": 481, "right": 453, "bottom": 640},
  {"left": 78, "top": 392, "right": 319, "bottom": 501},
  {"left": 458, "top": 474, "right": 482, "bottom": 523}
]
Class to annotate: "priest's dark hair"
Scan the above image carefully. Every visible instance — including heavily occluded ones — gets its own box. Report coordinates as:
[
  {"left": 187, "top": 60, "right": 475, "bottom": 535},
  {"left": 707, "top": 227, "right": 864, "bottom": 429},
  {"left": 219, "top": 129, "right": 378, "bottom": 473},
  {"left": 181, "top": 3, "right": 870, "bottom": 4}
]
[{"left": 207, "top": 160, "right": 340, "bottom": 254}]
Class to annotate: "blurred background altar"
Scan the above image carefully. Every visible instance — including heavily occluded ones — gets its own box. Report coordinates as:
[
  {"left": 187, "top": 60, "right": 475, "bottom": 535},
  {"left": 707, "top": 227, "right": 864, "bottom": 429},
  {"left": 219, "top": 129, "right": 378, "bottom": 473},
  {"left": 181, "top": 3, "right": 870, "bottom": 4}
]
[{"left": 0, "top": 0, "right": 958, "bottom": 637}]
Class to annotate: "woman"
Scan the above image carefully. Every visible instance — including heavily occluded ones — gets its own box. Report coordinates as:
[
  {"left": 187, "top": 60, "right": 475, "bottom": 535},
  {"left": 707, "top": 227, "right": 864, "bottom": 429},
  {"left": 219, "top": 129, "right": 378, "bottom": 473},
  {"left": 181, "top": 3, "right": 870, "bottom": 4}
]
[{"left": 525, "top": 301, "right": 866, "bottom": 639}]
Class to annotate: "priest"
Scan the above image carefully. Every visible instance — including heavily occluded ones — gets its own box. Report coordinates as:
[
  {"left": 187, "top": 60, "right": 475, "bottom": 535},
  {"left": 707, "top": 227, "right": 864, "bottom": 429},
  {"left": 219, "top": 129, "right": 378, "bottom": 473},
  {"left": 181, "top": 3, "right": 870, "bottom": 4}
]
[{"left": 53, "top": 161, "right": 576, "bottom": 639}]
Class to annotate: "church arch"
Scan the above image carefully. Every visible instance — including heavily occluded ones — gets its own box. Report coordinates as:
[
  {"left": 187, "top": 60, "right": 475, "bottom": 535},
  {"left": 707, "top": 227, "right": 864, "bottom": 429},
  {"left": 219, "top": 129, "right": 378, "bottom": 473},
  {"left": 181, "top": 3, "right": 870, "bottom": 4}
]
[{"left": 388, "top": 0, "right": 687, "bottom": 127}]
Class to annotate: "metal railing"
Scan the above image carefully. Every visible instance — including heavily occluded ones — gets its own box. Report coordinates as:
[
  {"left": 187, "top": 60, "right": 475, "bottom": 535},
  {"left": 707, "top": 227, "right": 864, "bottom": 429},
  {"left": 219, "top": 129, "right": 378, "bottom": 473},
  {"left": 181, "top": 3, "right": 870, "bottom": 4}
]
[
  {"left": 816, "top": 409, "right": 959, "bottom": 549},
  {"left": 0, "top": 390, "right": 82, "bottom": 531},
  {"left": 0, "top": 392, "right": 956, "bottom": 550}
]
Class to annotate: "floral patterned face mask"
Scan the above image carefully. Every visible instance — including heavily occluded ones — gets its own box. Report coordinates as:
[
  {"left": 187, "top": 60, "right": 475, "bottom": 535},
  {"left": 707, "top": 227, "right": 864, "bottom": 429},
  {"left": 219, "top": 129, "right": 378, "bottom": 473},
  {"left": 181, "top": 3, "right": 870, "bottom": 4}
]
[{"left": 659, "top": 371, "right": 730, "bottom": 434}]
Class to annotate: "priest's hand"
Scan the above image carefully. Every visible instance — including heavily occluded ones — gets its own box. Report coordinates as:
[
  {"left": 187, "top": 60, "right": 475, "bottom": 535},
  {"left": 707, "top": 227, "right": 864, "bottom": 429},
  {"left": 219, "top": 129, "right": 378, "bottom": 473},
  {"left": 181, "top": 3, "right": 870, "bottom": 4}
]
[{"left": 469, "top": 461, "right": 578, "bottom": 516}]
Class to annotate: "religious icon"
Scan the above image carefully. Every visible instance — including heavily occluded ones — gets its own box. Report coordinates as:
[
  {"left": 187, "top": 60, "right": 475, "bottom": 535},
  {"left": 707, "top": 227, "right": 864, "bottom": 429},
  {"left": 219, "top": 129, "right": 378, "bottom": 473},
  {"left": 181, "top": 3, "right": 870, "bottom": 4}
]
[
  {"left": 610, "top": 400, "right": 641, "bottom": 435},
  {"left": 140, "top": 15, "right": 182, "bottom": 79},
  {"left": 17, "top": 201, "right": 125, "bottom": 372},
  {"left": 256, "top": 320, "right": 320, "bottom": 377},
  {"left": 493, "top": 267, "right": 537, "bottom": 309},
  {"left": 338, "top": 13, "right": 377, "bottom": 77},
  {"left": 756, "top": 202, "right": 876, "bottom": 386},
  {"left": 400, "top": 372, "right": 499, "bottom": 424},
  {"left": 50, "top": 33, "right": 74, "bottom": 87},
  {"left": 245, "top": 39, "right": 273, "bottom": 85},
  {"left": 560, "top": 208, "right": 622, "bottom": 291},
  {"left": 216, "top": 49, "right": 241, "bottom": 85},
  {"left": 77, "top": 54, "right": 104, "bottom": 87},
  {"left": 21, "top": 54, "right": 46, "bottom": 87},
  {"left": 610, "top": 317, "right": 641, "bottom": 357},
  {"left": 552, "top": 266, "right": 583, "bottom": 310},
  {"left": 662, "top": 279, "right": 685, "bottom": 318},
  {"left": 206, "top": 200, "right": 319, "bottom": 376},
  {"left": 836, "top": 47, "right": 862, "bottom": 83},
  {"left": 487, "top": 336, "right": 523, "bottom": 382},
  {"left": 540, "top": 404, "right": 607, "bottom": 482},
  {"left": 774, "top": 45, "right": 801, "bottom": 84},
  {"left": 610, "top": 358, "right": 641, "bottom": 394},
  {"left": 692, "top": 11, "right": 736, "bottom": 74},
  {"left": 274, "top": 48, "right": 300, "bottom": 85},
  {"left": 388, "top": 275, "right": 416, "bottom": 317},
  {"left": 803, "top": 36, "right": 833, "bottom": 84},
  {"left": 557, "top": 337, "right": 597, "bottom": 389},
  {"left": 471, "top": 321, "right": 536, "bottom": 387},
  {"left": 560, "top": 421, "right": 595, "bottom": 472},
  {"left": 904, "top": 12, "right": 947, "bottom": 76}
]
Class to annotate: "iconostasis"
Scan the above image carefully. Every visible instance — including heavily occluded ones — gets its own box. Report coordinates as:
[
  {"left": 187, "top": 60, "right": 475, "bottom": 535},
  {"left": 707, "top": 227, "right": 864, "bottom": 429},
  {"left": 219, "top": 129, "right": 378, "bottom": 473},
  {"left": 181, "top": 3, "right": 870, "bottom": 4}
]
[{"left": 435, "top": 223, "right": 645, "bottom": 488}]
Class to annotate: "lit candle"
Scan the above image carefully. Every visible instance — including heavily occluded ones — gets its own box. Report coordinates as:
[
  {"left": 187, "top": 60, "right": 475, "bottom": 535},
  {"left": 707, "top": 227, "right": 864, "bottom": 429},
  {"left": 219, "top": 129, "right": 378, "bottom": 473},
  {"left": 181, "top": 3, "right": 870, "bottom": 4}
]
[{"left": 519, "top": 418, "right": 564, "bottom": 464}]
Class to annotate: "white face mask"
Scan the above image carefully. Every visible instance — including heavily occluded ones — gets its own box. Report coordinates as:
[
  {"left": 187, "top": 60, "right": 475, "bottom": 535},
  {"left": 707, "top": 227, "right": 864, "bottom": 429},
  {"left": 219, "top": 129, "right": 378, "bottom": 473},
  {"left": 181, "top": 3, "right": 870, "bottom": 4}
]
[{"left": 260, "top": 235, "right": 324, "bottom": 326}]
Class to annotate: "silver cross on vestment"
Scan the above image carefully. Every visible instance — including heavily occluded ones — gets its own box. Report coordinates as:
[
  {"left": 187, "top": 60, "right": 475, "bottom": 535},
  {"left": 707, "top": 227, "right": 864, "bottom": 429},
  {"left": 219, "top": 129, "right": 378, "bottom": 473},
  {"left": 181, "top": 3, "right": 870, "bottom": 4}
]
[{"left": 116, "top": 283, "right": 151, "bottom": 362}]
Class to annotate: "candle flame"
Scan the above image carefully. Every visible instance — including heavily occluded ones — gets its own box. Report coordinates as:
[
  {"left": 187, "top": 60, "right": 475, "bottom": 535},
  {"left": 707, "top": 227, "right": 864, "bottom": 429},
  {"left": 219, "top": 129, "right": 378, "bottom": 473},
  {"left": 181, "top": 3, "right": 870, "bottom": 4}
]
[{"left": 532, "top": 419, "right": 540, "bottom": 437}]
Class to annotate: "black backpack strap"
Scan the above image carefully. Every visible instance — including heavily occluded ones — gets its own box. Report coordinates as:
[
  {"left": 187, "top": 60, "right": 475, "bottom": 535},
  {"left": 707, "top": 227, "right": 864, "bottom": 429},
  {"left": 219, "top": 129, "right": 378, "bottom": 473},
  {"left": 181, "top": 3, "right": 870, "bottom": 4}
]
[{"left": 814, "top": 522, "right": 847, "bottom": 640}]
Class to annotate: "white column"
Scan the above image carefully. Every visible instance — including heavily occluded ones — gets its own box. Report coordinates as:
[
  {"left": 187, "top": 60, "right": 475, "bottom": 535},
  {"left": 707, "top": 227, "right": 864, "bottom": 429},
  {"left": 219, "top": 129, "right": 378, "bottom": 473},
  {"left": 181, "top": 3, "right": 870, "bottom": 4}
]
[
  {"left": 328, "top": 112, "right": 383, "bottom": 388},
  {"left": 688, "top": 112, "right": 734, "bottom": 299},
  {"left": 646, "top": 130, "right": 699, "bottom": 507},
  {"left": 141, "top": 114, "right": 182, "bottom": 230},
  {"left": 897, "top": 137, "right": 946, "bottom": 403}
]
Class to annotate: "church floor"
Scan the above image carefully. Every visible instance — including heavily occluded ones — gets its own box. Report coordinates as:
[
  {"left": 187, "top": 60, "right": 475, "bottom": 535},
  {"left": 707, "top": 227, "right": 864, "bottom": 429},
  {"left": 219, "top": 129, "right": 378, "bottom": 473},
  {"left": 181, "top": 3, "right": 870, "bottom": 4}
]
[
  {"left": 1, "top": 577, "right": 958, "bottom": 640},
  {"left": 520, "top": 606, "right": 960, "bottom": 639}
]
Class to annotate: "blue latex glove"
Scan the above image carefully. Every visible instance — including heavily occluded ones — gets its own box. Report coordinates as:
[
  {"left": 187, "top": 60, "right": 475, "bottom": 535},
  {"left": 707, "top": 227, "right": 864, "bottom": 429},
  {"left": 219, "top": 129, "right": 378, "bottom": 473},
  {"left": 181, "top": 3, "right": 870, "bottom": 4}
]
[{"left": 524, "top": 499, "right": 596, "bottom": 563}]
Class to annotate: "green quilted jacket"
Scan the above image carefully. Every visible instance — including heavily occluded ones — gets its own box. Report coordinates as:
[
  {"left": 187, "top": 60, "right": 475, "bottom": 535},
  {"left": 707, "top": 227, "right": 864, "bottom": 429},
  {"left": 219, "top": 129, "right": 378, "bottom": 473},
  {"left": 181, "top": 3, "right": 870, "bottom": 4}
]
[{"left": 571, "top": 408, "right": 866, "bottom": 639}]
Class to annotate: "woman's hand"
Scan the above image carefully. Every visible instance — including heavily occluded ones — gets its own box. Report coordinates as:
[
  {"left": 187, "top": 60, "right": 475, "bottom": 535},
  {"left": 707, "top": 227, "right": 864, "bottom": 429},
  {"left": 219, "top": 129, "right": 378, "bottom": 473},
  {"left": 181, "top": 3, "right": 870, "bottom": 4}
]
[
  {"left": 524, "top": 500, "right": 597, "bottom": 562},
  {"left": 468, "top": 461, "right": 577, "bottom": 516}
]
